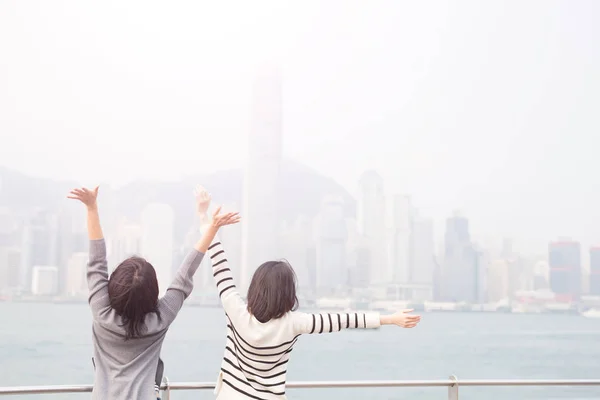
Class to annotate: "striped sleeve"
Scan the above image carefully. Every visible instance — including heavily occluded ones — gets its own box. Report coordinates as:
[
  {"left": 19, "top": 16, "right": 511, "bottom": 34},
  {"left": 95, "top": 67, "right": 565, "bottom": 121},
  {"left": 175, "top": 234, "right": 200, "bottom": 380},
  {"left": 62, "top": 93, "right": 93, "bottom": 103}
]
[
  {"left": 208, "top": 241, "right": 246, "bottom": 316},
  {"left": 292, "top": 311, "right": 381, "bottom": 335}
]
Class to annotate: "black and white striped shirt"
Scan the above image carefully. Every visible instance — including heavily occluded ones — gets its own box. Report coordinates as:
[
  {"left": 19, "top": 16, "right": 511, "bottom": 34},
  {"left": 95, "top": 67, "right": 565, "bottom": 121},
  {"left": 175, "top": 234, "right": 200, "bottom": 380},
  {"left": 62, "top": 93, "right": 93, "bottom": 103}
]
[{"left": 207, "top": 241, "right": 381, "bottom": 400}]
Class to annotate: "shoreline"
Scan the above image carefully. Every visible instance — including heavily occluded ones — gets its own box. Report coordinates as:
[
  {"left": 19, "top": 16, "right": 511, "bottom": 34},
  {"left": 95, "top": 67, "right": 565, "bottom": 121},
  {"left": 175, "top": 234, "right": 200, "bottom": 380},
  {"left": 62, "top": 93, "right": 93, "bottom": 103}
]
[{"left": 0, "top": 298, "right": 592, "bottom": 317}]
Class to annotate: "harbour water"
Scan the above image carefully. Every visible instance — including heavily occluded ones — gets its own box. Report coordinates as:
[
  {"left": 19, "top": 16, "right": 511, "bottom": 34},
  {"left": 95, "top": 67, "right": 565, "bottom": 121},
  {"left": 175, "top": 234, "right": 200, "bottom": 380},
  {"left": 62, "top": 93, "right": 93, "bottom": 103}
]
[{"left": 1, "top": 302, "right": 599, "bottom": 400}]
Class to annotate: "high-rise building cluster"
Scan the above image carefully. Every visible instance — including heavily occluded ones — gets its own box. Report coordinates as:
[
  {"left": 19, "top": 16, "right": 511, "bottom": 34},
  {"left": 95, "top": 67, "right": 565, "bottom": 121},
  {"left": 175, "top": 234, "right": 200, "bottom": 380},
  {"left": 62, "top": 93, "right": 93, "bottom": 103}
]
[
  {"left": 0, "top": 206, "right": 89, "bottom": 298},
  {"left": 0, "top": 203, "right": 176, "bottom": 300},
  {"left": 240, "top": 167, "right": 437, "bottom": 301},
  {"left": 235, "top": 70, "right": 600, "bottom": 306},
  {"left": 238, "top": 72, "right": 436, "bottom": 301}
]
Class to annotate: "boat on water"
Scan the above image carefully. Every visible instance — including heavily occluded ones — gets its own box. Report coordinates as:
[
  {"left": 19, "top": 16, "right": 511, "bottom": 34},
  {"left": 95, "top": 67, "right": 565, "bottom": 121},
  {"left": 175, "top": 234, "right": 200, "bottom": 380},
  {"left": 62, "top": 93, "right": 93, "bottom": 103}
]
[{"left": 581, "top": 308, "right": 600, "bottom": 318}]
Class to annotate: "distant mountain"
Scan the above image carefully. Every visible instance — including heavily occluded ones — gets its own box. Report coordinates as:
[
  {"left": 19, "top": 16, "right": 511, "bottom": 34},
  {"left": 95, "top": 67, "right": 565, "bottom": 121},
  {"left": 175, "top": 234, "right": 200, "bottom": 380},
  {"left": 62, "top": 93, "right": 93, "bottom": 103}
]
[
  {"left": 0, "top": 161, "right": 356, "bottom": 242},
  {"left": 0, "top": 166, "right": 78, "bottom": 211}
]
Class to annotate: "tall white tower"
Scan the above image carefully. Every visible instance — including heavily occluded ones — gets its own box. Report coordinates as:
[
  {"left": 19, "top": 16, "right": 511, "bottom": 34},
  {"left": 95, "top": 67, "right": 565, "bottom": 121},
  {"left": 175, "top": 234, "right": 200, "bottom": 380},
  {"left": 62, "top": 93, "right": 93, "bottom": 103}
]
[
  {"left": 241, "top": 70, "right": 283, "bottom": 292},
  {"left": 141, "top": 204, "right": 174, "bottom": 296}
]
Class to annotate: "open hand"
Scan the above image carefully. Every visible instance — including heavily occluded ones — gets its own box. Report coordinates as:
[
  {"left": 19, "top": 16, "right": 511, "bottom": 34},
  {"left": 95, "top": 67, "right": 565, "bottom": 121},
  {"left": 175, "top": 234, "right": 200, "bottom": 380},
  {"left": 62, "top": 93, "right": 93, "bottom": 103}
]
[
  {"left": 194, "top": 185, "right": 240, "bottom": 229},
  {"left": 210, "top": 206, "right": 241, "bottom": 228},
  {"left": 387, "top": 309, "right": 421, "bottom": 328},
  {"left": 194, "top": 185, "right": 211, "bottom": 217},
  {"left": 67, "top": 186, "right": 99, "bottom": 209}
]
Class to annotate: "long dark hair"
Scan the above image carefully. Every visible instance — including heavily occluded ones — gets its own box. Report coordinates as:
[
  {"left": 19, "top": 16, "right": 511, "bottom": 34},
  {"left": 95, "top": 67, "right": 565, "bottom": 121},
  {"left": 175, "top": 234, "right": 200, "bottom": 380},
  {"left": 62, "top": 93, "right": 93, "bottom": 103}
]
[
  {"left": 246, "top": 260, "right": 299, "bottom": 323},
  {"left": 108, "top": 256, "right": 160, "bottom": 340}
]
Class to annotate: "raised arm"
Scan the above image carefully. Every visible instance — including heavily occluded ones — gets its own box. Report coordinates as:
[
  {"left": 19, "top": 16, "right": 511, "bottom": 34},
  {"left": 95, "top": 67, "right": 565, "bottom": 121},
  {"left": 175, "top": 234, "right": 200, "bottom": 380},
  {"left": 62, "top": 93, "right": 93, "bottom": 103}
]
[
  {"left": 156, "top": 247, "right": 205, "bottom": 323},
  {"left": 194, "top": 186, "right": 246, "bottom": 318},
  {"left": 293, "top": 309, "right": 420, "bottom": 335},
  {"left": 204, "top": 239, "right": 247, "bottom": 318},
  {"left": 158, "top": 190, "right": 240, "bottom": 323},
  {"left": 68, "top": 186, "right": 110, "bottom": 317}
]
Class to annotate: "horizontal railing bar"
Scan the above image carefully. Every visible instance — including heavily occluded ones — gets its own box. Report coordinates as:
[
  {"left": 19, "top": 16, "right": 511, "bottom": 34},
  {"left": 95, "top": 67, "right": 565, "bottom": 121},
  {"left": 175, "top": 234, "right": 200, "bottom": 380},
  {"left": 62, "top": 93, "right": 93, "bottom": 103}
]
[
  {"left": 2, "top": 379, "right": 600, "bottom": 395},
  {"left": 0, "top": 386, "right": 92, "bottom": 395},
  {"left": 286, "top": 380, "right": 455, "bottom": 389},
  {"left": 458, "top": 379, "right": 600, "bottom": 387}
]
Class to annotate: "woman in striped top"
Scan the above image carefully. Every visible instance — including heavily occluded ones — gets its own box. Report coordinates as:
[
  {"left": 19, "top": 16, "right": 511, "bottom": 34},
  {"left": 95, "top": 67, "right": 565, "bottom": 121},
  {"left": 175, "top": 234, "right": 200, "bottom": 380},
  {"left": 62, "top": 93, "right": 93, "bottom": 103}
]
[{"left": 195, "top": 187, "right": 421, "bottom": 400}]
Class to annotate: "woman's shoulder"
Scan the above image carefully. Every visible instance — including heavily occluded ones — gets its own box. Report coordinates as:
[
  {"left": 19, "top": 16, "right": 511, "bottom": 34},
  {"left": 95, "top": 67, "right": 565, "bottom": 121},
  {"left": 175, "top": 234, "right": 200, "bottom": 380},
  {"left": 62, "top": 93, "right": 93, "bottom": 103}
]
[{"left": 242, "top": 312, "right": 298, "bottom": 334}]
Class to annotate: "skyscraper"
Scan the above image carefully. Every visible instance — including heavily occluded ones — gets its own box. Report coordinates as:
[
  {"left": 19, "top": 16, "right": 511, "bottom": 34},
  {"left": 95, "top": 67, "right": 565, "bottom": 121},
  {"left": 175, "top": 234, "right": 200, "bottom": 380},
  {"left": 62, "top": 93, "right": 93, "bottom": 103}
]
[
  {"left": 387, "top": 194, "right": 412, "bottom": 283},
  {"left": 357, "top": 170, "right": 386, "bottom": 285},
  {"left": 346, "top": 217, "right": 370, "bottom": 289},
  {"left": 442, "top": 212, "right": 478, "bottom": 302},
  {"left": 112, "top": 220, "right": 142, "bottom": 270},
  {"left": 487, "top": 259, "right": 510, "bottom": 302},
  {"left": 0, "top": 207, "right": 17, "bottom": 247},
  {"left": 411, "top": 215, "right": 435, "bottom": 286},
  {"left": 241, "top": 70, "right": 283, "bottom": 292},
  {"left": 280, "top": 216, "right": 313, "bottom": 292},
  {"left": 548, "top": 240, "right": 581, "bottom": 302},
  {"left": 315, "top": 195, "right": 348, "bottom": 294},
  {"left": 590, "top": 247, "right": 600, "bottom": 296},
  {"left": 0, "top": 247, "right": 21, "bottom": 292},
  {"left": 66, "top": 252, "right": 88, "bottom": 297},
  {"left": 52, "top": 207, "right": 89, "bottom": 295},
  {"left": 31, "top": 266, "right": 59, "bottom": 296},
  {"left": 473, "top": 244, "right": 487, "bottom": 304},
  {"left": 141, "top": 204, "right": 174, "bottom": 296},
  {"left": 20, "top": 210, "right": 57, "bottom": 293},
  {"left": 533, "top": 260, "right": 550, "bottom": 290}
]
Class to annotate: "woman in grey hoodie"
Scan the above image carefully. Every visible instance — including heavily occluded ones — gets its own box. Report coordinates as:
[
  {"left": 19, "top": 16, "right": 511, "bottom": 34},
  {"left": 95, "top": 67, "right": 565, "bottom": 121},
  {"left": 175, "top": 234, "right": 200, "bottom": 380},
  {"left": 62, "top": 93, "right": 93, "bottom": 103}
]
[{"left": 68, "top": 186, "right": 240, "bottom": 399}]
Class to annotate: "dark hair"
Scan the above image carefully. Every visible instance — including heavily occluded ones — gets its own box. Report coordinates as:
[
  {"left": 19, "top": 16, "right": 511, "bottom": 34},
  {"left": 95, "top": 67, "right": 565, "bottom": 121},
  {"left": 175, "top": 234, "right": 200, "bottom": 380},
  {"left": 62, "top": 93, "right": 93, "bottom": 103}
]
[
  {"left": 246, "top": 260, "right": 299, "bottom": 323},
  {"left": 108, "top": 256, "right": 160, "bottom": 340}
]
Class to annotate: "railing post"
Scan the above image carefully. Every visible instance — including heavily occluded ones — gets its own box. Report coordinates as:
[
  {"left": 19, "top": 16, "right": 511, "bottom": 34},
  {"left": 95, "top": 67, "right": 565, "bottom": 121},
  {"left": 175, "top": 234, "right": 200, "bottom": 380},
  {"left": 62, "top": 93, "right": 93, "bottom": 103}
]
[
  {"left": 162, "top": 376, "right": 170, "bottom": 400},
  {"left": 448, "top": 375, "right": 458, "bottom": 400}
]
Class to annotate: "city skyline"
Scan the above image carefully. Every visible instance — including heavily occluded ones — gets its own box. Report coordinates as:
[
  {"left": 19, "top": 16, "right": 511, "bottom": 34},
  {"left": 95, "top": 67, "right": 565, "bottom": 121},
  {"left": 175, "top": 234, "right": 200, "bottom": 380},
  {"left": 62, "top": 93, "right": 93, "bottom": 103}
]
[
  {"left": 3, "top": 2, "right": 600, "bottom": 256},
  {"left": 2, "top": 160, "right": 599, "bottom": 308},
  {"left": 3, "top": 160, "right": 600, "bottom": 267}
]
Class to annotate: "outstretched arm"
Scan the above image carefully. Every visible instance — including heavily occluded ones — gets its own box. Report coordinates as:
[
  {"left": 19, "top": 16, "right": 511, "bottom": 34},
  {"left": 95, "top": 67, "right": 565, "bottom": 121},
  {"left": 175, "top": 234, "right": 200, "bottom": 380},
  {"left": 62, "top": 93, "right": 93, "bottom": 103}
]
[
  {"left": 68, "top": 187, "right": 110, "bottom": 317},
  {"left": 158, "top": 194, "right": 239, "bottom": 324},
  {"left": 293, "top": 311, "right": 380, "bottom": 334},
  {"left": 293, "top": 309, "right": 420, "bottom": 335}
]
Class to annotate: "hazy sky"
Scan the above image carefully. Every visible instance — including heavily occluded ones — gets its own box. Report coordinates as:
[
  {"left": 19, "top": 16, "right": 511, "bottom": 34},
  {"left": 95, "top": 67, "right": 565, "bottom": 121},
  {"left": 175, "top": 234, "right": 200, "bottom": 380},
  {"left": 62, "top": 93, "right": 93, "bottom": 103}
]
[{"left": 1, "top": 1, "right": 600, "bottom": 254}]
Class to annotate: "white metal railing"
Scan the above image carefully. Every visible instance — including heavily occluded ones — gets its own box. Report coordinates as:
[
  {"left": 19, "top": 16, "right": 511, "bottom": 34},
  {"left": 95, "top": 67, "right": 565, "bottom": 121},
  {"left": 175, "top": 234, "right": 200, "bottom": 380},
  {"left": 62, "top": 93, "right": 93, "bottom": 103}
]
[{"left": 1, "top": 377, "right": 600, "bottom": 399}]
